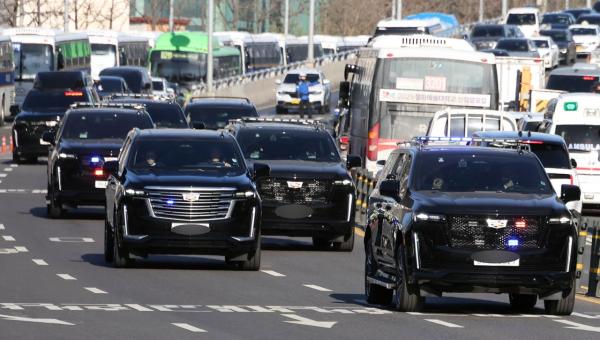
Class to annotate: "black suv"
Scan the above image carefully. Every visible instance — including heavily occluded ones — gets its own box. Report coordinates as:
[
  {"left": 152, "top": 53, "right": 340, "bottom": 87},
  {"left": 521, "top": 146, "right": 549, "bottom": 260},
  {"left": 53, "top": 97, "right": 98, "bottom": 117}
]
[
  {"left": 228, "top": 118, "right": 361, "bottom": 251},
  {"left": 103, "top": 129, "right": 269, "bottom": 270},
  {"left": 45, "top": 104, "right": 154, "bottom": 218},
  {"left": 185, "top": 97, "right": 259, "bottom": 130},
  {"left": 109, "top": 95, "right": 188, "bottom": 128},
  {"left": 365, "top": 139, "right": 580, "bottom": 315},
  {"left": 12, "top": 85, "right": 96, "bottom": 163}
]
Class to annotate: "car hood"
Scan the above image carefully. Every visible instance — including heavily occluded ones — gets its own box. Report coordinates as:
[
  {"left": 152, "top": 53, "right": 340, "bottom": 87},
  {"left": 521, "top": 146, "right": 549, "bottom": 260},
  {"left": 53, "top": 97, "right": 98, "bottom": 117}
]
[
  {"left": 247, "top": 160, "right": 347, "bottom": 180},
  {"left": 15, "top": 110, "right": 64, "bottom": 123},
  {"left": 126, "top": 169, "right": 252, "bottom": 189},
  {"left": 412, "top": 190, "right": 567, "bottom": 216},
  {"left": 59, "top": 139, "right": 124, "bottom": 157}
]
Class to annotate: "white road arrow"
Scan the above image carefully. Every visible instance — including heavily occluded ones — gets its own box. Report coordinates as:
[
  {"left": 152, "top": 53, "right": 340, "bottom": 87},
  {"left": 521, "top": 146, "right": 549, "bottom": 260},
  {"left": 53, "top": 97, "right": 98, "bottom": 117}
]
[
  {"left": 554, "top": 320, "right": 600, "bottom": 333},
  {"left": 281, "top": 314, "right": 337, "bottom": 329},
  {"left": 0, "top": 313, "right": 74, "bottom": 326}
]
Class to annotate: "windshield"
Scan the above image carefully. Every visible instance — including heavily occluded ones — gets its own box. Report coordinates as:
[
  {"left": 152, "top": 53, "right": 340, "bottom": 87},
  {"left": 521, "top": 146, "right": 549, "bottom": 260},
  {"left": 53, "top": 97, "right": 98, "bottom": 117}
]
[
  {"left": 152, "top": 81, "right": 164, "bottom": 91},
  {"left": 99, "top": 78, "right": 124, "bottom": 92},
  {"left": 533, "top": 40, "right": 550, "bottom": 48},
  {"left": 236, "top": 128, "right": 341, "bottom": 162},
  {"left": 150, "top": 50, "right": 207, "bottom": 84},
  {"left": 14, "top": 43, "right": 54, "bottom": 80},
  {"left": 247, "top": 42, "right": 281, "bottom": 68},
  {"left": 128, "top": 138, "right": 245, "bottom": 173},
  {"left": 283, "top": 73, "right": 320, "bottom": 84},
  {"left": 91, "top": 44, "right": 117, "bottom": 66},
  {"left": 472, "top": 26, "right": 504, "bottom": 37},
  {"left": 143, "top": 103, "right": 187, "bottom": 128},
  {"left": 185, "top": 106, "right": 257, "bottom": 130},
  {"left": 530, "top": 143, "right": 571, "bottom": 169},
  {"left": 446, "top": 115, "right": 515, "bottom": 138},
  {"left": 570, "top": 28, "right": 597, "bottom": 35},
  {"left": 496, "top": 39, "right": 530, "bottom": 51},
  {"left": 546, "top": 74, "right": 598, "bottom": 92},
  {"left": 555, "top": 125, "right": 600, "bottom": 151},
  {"left": 413, "top": 152, "right": 552, "bottom": 194},
  {"left": 542, "top": 31, "right": 567, "bottom": 42},
  {"left": 22, "top": 90, "right": 89, "bottom": 113},
  {"left": 507, "top": 13, "right": 537, "bottom": 25},
  {"left": 62, "top": 113, "right": 153, "bottom": 140},
  {"left": 577, "top": 16, "right": 600, "bottom": 24},
  {"left": 542, "top": 15, "right": 571, "bottom": 25}
]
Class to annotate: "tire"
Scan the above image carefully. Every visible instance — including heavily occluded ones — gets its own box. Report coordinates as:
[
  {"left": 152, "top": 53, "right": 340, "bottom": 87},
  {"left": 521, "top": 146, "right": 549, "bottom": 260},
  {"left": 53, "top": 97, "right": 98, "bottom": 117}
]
[
  {"left": 393, "top": 246, "right": 423, "bottom": 312},
  {"left": 364, "top": 241, "right": 393, "bottom": 305},
  {"left": 12, "top": 153, "right": 21, "bottom": 164},
  {"left": 509, "top": 293, "right": 537, "bottom": 312},
  {"left": 333, "top": 227, "right": 355, "bottom": 252},
  {"left": 544, "top": 280, "right": 576, "bottom": 315},
  {"left": 112, "top": 207, "right": 131, "bottom": 268},
  {"left": 239, "top": 241, "right": 261, "bottom": 271},
  {"left": 104, "top": 219, "right": 114, "bottom": 263},
  {"left": 47, "top": 188, "right": 64, "bottom": 219},
  {"left": 313, "top": 236, "right": 331, "bottom": 249}
]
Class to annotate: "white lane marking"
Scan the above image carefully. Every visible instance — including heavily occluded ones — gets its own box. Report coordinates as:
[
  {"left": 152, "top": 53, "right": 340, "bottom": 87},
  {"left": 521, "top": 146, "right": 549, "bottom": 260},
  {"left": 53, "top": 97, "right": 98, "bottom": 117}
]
[
  {"left": 124, "top": 304, "right": 153, "bottom": 312},
  {"left": 3, "top": 168, "right": 12, "bottom": 172},
  {"left": 0, "top": 224, "right": 4, "bottom": 230},
  {"left": 261, "top": 270, "right": 286, "bottom": 277},
  {"left": 14, "top": 246, "right": 28, "bottom": 252},
  {"left": 0, "top": 313, "right": 74, "bottom": 326},
  {"left": 2, "top": 235, "right": 15, "bottom": 241},
  {"left": 281, "top": 314, "right": 337, "bottom": 328},
  {"left": 303, "top": 284, "right": 332, "bottom": 292},
  {"left": 10, "top": 164, "right": 18, "bottom": 167},
  {"left": 49, "top": 237, "right": 94, "bottom": 243},
  {"left": 0, "top": 248, "right": 18, "bottom": 254},
  {"left": 572, "top": 312, "right": 600, "bottom": 319},
  {"left": 0, "top": 174, "right": 6, "bottom": 178},
  {"left": 84, "top": 287, "right": 107, "bottom": 294},
  {"left": 57, "top": 274, "right": 76, "bottom": 281},
  {"left": 554, "top": 319, "right": 600, "bottom": 332},
  {"left": 424, "top": 319, "right": 464, "bottom": 328},
  {"left": 171, "top": 323, "right": 207, "bottom": 333},
  {"left": 32, "top": 259, "right": 48, "bottom": 266}
]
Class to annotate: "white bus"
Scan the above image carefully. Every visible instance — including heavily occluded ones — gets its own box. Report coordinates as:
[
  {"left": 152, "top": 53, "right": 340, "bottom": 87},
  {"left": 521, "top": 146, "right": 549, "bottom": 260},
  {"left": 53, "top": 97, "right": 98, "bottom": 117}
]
[
  {"left": 214, "top": 31, "right": 282, "bottom": 73},
  {"left": 2, "top": 28, "right": 91, "bottom": 105},
  {"left": 87, "top": 31, "right": 150, "bottom": 80},
  {"left": 340, "top": 34, "right": 499, "bottom": 172},
  {"left": 0, "top": 36, "right": 15, "bottom": 125}
]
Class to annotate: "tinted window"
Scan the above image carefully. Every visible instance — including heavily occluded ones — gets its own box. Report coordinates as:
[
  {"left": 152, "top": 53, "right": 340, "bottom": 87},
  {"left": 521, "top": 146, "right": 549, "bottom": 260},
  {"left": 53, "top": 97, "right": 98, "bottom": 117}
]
[
  {"left": 149, "top": 50, "right": 207, "bottom": 84},
  {"left": 152, "top": 81, "right": 164, "bottom": 91},
  {"left": 413, "top": 152, "right": 552, "bottom": 194},
  {"left": 22, "top": 90, "right": 90, "bottom": 113},
  {"left": 186, "top": 105, "right": 257, "bottom": 130},
  {"left": 577, "top": 16, "right": 600, "bottom": 25},
  {"left": 530, "top": 143, "right": 571, "bottom": 169},
  {"left": 570, "top": 28, "right": 597, "bottom": 35},
  {"left": 507, "top": 13, "right": 537, "bottom": 25},
  {"left": 556, "top": 125, "right": 600, "bottom": 151},
  {"left": 496, "top": 39, "right": 530, "bottom": 51},
  {"left": 471, "top": 26, "right": 504, "bottom": 38},
  {"left": 61, "top": 113, "right": 153, "bottom": 140},
  {"left": 541, "top": 31, "right": 567, "bottom": 41},
  {"left": 542, "top": 14, "right": 571, "bottom": 25},
  {"left": 533, "top": 40, "right": 549, "bottom": 48},
  {"left": 99, "top": 78, "right": 123, "bottom": 92},
  {"left": 142, "top": 102, "right": 187, "bottom": 128},
  {"left": 283, "top": 73, "right": 320, "bottom": 84},
  {"left": 100, "top": 69, "right": 143, "bottom": 93},
  {"left": 546, "top": 74, "right": 598, "bottom": 92},
  {"left": 128, "top": 138, "right": 245, "bottom": 174},
  {"left": 237, "top": 128, "right": 341, "bottom": 162}
]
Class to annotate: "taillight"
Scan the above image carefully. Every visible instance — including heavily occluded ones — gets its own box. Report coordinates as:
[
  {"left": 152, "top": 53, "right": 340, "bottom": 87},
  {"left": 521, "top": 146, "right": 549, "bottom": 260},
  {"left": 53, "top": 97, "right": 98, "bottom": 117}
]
[
  {"left": 94, "top": 169, "right": 104, "bottom": 177},
  {"left": 367, "top": 123, "right": 380, "bottom": 161},
  {"left": 339, "top": 136, "right": 349, "bottom": 151},
  {"left": 515, "top": 219, "right": 527, "bottom": 229},
  {"left": 569, "top": 175, "right": 573, "bottom": 185}
]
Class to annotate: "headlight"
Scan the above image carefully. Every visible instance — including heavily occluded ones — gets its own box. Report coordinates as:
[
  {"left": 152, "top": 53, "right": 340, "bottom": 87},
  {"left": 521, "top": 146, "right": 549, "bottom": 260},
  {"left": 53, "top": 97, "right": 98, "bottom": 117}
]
[
  {"left": 45, "top": 121, "right": 58, "bottom": 127},
  {"left": 334, "top": 179, "right": 353, "bottom": 186},
  {"left": 58, "top": 153, "right": 77, "bottom": 159},
  {"left": 235, "top": 191, "right": 255, "bottom": 198},
  {"left": 560, "top": 48, "right": 567, "bottom": 53},
  {"left": 548, "top": 216, "right": 571, "bottom": 224},
  {"left": 414, "top": 213, "right": 446, "bottom": 222},
  {"left": 125, "top": 189, "right": 145, "bottom": 196}
]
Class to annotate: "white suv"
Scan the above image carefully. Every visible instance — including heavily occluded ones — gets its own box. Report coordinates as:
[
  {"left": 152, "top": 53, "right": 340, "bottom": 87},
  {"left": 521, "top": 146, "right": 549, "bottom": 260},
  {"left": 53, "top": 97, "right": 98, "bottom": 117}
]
[{"left": 275, "top": 68, "right": 331, "bottom": 114}]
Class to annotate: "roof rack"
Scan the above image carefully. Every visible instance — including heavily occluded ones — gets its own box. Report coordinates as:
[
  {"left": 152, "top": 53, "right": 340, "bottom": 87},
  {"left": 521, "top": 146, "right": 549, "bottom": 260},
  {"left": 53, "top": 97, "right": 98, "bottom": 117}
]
[
  {"left": 109, "top": 93, "right": 170, "bottom": 101},
  {"left": 228, "top": 117, "right": 325, "bottom": 128},
  {"left": 409, "top": 136, "right": 532, "bottom": 153},
  {"left": 188, "top": 96, "right": 252, "bottom": 104},
  {"left": 69, "top": 102, "right": 146, "bottom": 110}
]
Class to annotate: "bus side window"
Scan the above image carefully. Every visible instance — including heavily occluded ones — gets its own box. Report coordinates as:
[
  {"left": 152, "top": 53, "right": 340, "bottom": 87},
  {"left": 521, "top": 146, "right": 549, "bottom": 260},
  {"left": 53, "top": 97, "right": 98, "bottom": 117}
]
[
  {"left": 57, "top": 48, "right": 65, "bottom": 70},
  {"left": 120, "top": 47, "right": 128, "bottom": 66}
]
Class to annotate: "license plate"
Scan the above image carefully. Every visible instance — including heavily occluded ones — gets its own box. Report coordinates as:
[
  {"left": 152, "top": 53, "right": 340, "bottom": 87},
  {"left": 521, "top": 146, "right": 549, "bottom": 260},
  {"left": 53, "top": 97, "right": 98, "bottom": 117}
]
[
  {"left": 474, "top": 259, "right": 520, "bottom": 267},
  {"left": 39, "top": 138, "right": 50, "bottom": 145},
  {"left": 95, "top": 181, "right": 108, "bottom": 189},
  {"left": 290, "top": 98, "right": 300, "bottom": 105}
]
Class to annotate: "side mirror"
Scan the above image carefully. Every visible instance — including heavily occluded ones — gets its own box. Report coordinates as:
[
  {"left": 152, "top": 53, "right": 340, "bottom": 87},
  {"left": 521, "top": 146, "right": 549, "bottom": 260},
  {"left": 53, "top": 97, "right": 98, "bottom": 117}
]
[
  {"left": 275, "top": 79, "right": 282, "bottom": 85},
  {"left": 571, "top": 158, "right": 577, "bottom": 168},
  {"left": 323, "top": 79, "right": 331, "bottom": 85},
  {"left": 9, "top": 104, "right": 20, "bottom": 116},
  {"left": 346, "top": 155, "right": 362, "bottom": 169},
  {"left": 193, "top": 122, "right": 206, "bottom": 130},
  {"left": 41, "top": 131, "right": 56, "bottom": 145},
  {"left": 560, "top": 184, "right": 581, "bottom": 204},
  {"left": 379, "top": 179, "right": 400, "bottom": 198},
  {"left": 144, "top": 83, "right": 152, "bottom": 90},
  {"left": 103, "top": 161, "right": 119, "bottom": 176},
  {"left": 339, "top": 81, "right": 350, "bottom": 107},
  {"left": 253, "top": 162, "right": 270, "bottom": 179}
]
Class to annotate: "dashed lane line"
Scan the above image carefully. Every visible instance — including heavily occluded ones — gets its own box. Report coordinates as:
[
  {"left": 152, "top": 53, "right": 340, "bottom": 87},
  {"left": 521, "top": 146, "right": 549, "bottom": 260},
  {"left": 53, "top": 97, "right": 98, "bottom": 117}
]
[
  {"left": 0, "top": 174, "right": 6, "bottom": 178},
  {"left": 84, "top": 287, "right": 107, "bottom": 294},
  {"left": 172, "top": 323, "right": 207, "bottom": 333},
  {"left": 3, "top": 168, "right": 12, "bottom": 172},
  {"left": 10, "top": 164, "right": 17, "bottom": 168},
  {"left": 424, "top": 319, "right": 464, "bottom": 328},
  {"left": 13, "top": 246, "right": 27, "bottom": 252},
  {"left": 0, "top": 224, "right": 4, "bottom": 230},
  {"left": 56, "top": 274, "right": 76, "bottom": 281},
  {"left": 49, "top": 237, "right": 95, "bottom": 243},
  {"left": 2, "top": 235, "right": 15, "bottom": 242},
  {"left": 261, "top": 270, "right": 286, "bottom": 277},
  {"left": 303, "top": 284, "right": 332, "bottom": 292},
  {"left": 32, "top": 259, "right": 48, "bottom": 266}
]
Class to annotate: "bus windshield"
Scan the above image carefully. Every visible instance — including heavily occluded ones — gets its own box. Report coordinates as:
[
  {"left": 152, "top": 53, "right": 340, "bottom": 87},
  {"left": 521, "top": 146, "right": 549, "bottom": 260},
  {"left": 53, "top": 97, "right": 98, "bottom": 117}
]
[
  {"left": 14, "top": 43, "right": 54, "bottom": 80},
  {"left": 150, "top": 50, "right": 207, "bottom": 84}
]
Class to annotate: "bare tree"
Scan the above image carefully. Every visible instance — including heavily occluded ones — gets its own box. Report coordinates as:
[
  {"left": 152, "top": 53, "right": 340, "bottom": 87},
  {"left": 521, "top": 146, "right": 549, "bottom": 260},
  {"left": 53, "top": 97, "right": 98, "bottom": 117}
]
[
  {"left": 100, "top": 0, "right": 131, "bottom": 30},
  {"left": 0, "top": 0, "right": 20, "bottom": 27},
  {"left": 132, "top": 0, "right": 168, "bottom": 31}
]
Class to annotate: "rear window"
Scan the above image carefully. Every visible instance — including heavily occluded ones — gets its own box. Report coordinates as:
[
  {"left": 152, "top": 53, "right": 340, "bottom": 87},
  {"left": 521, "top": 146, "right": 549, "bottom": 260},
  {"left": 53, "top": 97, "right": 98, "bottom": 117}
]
[
  {"left": 61, "top": 113, "right": 153, "bottom": 140},
  {"left": 496, "top": 39, "right": 530, "bottom": 51},
  {"left": 283, "top": 73, "right": 320, "bottom": 84},
  {"left": 22, "top": 90, "right": 90, "bottom": 113},
  {"left": 541, "top": 31, "right": 567, "bottom": 41},
  {"left": 507, "top": 13, "right": 537, "bottom": 25},
  {"left": 472, "top": 26, "right": 504, "bottom": 38},
  {"left": 185, "top": 105, "right": 258, "bottom": 130},
  {"left": 546, "top": 74, "right": 598, "bottom": 92},
  {"left": 530, "top": 143, "right": 571, "bottom": 169},
  {"left": 542, "top": 15, "right": 571, "bottom": 25},
  {"left": 100, "top": 69, "right": 143, "bottom": 93},
  {"left": 99, "top": 78, "right": 123, "bottom": 92},
  {"left": 144, "top": 103, "right": 187, "bottom": 128},
  {"left": 570, "top": 27, "right": 597, "bottom": 35},
  {"left": 152, "top": 81, "right": 164, "bottom": 91},
  {"left": 577, "top": 16, "right": 600, "bottom": 25}
]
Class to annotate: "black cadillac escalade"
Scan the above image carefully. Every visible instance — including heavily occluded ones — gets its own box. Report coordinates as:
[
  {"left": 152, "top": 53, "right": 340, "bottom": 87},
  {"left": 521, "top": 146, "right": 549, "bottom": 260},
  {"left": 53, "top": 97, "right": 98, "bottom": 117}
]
[{"left": 364, "top": 139, "right": 581, "bottom": 315}]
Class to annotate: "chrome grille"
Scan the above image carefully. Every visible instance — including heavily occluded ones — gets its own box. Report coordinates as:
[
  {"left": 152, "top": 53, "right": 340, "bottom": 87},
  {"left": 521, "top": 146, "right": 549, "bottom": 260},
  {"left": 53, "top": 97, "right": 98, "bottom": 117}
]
[
  {"left": 146, "top": 187, "right": 236, "bottom": 221},
  {"left": 258, "top": 178, "right": 331, "bottom": 205},
  {"left": 447, "top": 215, "right": 543, "bottom": 250}
]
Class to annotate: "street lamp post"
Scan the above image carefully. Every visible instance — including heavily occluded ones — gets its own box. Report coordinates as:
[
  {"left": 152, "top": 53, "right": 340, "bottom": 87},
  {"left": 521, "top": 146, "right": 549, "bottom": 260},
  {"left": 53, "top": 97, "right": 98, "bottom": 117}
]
[
  {"left": 207, "top": 0, "right": 214, "bottom": 93},
  {"left": 63, "top": 0, "right": 69, "bottom": 32},
  {"left": 169, "top": 0, "right": 174, "bottom": 32},
  {"left": 308, "top": 0, "right": 315, "bottom": 63}
]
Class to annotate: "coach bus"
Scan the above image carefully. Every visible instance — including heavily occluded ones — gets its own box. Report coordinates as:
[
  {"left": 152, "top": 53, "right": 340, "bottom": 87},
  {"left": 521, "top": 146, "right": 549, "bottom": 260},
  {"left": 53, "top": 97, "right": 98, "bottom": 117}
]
[
  {"left": 2, "top": 28, "right": 91, "bottom": 105},
  {"left": 87, "top": 30, "right": 150, "bottom": 80},
  {"left": 214, "top": 32, "right": 282, "bottom": 73},
  {"left": 340, "top": 34, "right": 499, "bottom": 172},
  {"left": 0, "top": 36, "right": 15, "bottom": 126}
]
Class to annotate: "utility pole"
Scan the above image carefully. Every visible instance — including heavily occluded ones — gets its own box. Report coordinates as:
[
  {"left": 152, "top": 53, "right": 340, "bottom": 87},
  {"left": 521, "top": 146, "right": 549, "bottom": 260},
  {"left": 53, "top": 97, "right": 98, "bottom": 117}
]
[
  {"left": 169, "top": 0, "right": 174, "bottom": 32},
  {"left": 63, "top": 0, "right": 69, "bottom": 32},
  {"left": 565, "top": 0, "right": 570, "bottom": 9},
  {"left": 207, "top": 0, "right": 214, "bottom": 93},
  {"left": 396, "top": 0, "right": 402, "bottom": 20},
  {"left": 308, "top": 0, "right": 315, "bottom": 63},
  {"left": 587, "top": 0, "right": 592, "bottom": 9},
  {"left": 284, "top": 0, "right": 289, "bottom": 37},
  {"left": 502, "top": 0, "right": 508, "bottom": 17},
  {"left": 392, "top": 0, "right": 396, "bottom": 19},
  {"left": 479, "top": 0, "right": 484, "bottom": 22}
]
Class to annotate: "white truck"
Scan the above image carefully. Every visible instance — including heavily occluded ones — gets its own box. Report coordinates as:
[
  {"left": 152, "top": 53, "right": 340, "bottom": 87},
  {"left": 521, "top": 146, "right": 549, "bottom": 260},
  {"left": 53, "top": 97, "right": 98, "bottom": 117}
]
[{"left": 495, "top": 56, "right": 546, "bottom": 111}]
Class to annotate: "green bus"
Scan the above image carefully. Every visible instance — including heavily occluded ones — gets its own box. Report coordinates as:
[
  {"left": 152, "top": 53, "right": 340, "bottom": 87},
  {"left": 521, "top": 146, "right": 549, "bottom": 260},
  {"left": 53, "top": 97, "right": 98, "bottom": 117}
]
[{"left": 149, "top": 32, "right": 242, "bottom": 89}]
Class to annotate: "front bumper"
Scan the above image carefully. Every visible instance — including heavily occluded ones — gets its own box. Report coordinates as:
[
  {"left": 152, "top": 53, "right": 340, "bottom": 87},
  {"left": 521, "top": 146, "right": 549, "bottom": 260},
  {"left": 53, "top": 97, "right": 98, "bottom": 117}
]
[
  {"left": 12, "top": 125, "right": 55, "bottom": 158},
  {"left": 51, "top": 188, "right": 106, "bottom": 206}
]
